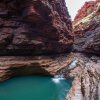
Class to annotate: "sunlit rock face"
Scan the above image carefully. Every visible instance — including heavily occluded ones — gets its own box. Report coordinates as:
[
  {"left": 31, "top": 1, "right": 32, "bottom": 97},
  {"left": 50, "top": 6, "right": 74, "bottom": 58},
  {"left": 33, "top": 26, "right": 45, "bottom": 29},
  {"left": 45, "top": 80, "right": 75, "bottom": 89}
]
[
  {"left": 0, "top": 0, "right": 73, "bottom": 55},
  {"left": 66, "top": 53, "right": 100, "bottom": 100},
  {"left": 74, "top": 0, "right": 100, "bottom": 22},
  {"left": 73, "top": 0, "right": 100, "bottom": 55}
]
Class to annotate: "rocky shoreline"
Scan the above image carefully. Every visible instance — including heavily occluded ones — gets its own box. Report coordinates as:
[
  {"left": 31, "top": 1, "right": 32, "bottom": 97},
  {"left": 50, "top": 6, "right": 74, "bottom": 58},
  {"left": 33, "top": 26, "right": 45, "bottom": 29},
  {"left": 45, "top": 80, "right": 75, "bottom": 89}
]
[
  {"left": 65, "top": 53, "right": 100, "bottom": 100},
  {"left": 0, "top": 53, "right": 100, "bottom": 100},
  {"left": 0, "top": 54, "right": 72, "bottom": 82}
]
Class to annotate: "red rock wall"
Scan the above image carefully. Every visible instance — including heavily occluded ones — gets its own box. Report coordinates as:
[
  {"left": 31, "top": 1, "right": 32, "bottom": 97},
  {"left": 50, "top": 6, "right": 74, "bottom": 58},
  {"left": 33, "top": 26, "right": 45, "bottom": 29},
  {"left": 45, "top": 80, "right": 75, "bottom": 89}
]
[
  {"left": 0, "top": 0, "right": 73, "bottom": 55},
  {"left": 73, "top": 0, "right": 100, "bottom": 55},
  {"left": 74, "top": 0, "right": 100, "bottom": 22}
]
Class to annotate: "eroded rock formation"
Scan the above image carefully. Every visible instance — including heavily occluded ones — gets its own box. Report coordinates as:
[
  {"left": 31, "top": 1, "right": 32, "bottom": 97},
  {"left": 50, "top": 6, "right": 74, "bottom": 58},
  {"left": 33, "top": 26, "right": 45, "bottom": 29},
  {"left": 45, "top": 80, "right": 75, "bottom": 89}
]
[
  {"left": 65, "top": 53, "right": 100, "bottom": 100},
  {"left": 70, "top": 1, "right": 100, "bottom": 99},
  {"left": 0, "top": 0, "right": 73, "bottom": 55},
  {"left": 0, "top": 0, "right": 100, "bottom": 100},
  {"left": 0, "top": 54, "right": 72, "bottom": 81},
  {"left": 73, "top": 0, "right": 100, "bottom": 55}
]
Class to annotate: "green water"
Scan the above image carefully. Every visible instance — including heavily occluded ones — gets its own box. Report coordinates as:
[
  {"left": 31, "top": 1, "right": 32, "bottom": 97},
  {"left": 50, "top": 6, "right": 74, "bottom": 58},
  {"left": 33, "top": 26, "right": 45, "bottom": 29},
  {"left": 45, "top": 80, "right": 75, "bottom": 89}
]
[{"left": 0, "top": 76, "right": 72, "bottom": 100}]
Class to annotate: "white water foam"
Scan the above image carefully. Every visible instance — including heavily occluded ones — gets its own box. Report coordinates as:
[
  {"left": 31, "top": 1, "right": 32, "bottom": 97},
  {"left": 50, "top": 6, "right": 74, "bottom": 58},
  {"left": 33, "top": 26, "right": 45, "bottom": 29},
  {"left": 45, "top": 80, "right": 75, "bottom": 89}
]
[
  {"left": 68, "top": 59, "right": 78, "bottom": 70},
  {"left": 52, "top": 75, "right": 65, "bottom": 84}
]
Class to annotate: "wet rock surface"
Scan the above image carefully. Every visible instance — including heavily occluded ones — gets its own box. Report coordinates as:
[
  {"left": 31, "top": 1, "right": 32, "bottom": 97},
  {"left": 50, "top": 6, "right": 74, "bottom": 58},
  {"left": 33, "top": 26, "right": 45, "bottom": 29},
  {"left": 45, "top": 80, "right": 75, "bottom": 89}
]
[
  {"left": 54, "top": 53, "right": 100, "bottom": 100},
  {"left": 0, "top": 53, "right": 100, "bottom": 100},
  {"left": 71, "top": 1, "right": 100, "bottom": 99}
]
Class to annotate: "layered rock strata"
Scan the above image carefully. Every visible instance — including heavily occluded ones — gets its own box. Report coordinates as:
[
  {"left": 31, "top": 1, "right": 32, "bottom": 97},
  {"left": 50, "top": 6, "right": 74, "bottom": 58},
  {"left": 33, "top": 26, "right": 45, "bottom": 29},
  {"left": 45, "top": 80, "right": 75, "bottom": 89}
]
[
  {"left": 0, "top": 0, "right": 73, "bottom": 55},
  {"left": 0, "top": 54, "right": 72, "bottom": 82},
  {"left": 65, "top": 53, "right": 100, "bottom": 100},
  {"left": 0, "top": 0, "right": 100, "bottom": 100},
  {"left": 71, "top": 1, "right": 100, "bottom": 99},
  {"left": 73, "top": 0, "right": 100, "bottom": 55},
  {"left": 0, "top": 53, "right": 99, "bottom": 100}
]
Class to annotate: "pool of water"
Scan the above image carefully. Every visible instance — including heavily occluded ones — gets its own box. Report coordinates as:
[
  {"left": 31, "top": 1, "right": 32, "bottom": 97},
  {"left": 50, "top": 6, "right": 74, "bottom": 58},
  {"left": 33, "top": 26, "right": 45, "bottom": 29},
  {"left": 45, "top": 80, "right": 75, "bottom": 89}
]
[{"left": 0, "top": 76, "right": 72, "bottom": 100}]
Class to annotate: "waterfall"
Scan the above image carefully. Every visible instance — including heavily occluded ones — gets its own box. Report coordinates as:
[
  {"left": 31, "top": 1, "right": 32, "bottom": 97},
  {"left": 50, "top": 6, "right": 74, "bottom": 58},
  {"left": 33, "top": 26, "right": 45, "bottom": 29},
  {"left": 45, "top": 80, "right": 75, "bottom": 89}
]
[
  {"left": 68, "top": 59, "right": 78, "bottom": 70},
  {"left": 52, "top": 74, "right": 65, "bottom": 83},
  {"left": 52, "top": 59, "right": 78, "bottom": 84}
]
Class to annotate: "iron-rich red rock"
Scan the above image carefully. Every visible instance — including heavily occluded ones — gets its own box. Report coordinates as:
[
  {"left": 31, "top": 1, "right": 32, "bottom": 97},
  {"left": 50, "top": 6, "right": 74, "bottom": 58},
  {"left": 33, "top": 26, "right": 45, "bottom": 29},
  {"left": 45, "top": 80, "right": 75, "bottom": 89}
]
[
  {"left": 73, "top": 0, "right": 100, "bottom": 55},
  {"left": 74, "top": 0, "right": 100, "bottom": 22},
  {"left": 0, "top": 1, "right": 100, "bottom": 99},
  {"left": 0, "top": 0, "right": 73, "bottom": 55}
]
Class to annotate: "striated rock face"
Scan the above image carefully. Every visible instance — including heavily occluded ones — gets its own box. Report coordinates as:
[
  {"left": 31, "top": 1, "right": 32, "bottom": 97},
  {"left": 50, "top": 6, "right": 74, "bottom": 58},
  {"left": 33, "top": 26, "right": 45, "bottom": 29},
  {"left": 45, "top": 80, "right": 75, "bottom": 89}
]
[
  {"left": 73, "top": 0, "right": 100, "bottom": 55},
  {"left": 0, "top": 54, "right": 72, "bottom": 82},
  {"left": 56, "top": 53, "right": 100, "bottom": 100},
  {"left": 0, "top": 0, "right": 99, "bottom": 100},
  {"left": 66, "top": 53, "right": 100, "bottom": 100},
  {"left": 0, "top": 0, "right": 73, "bottom": 55},
  {"left": 74, "top": 0, "right": 100, "bottom": 22},
  {"left": 0, "top": 0, "right": 73, "bottom": 81},
  {"left": 0, "top": 0, "right": 74, "bottom": 83},
  {"left": 0, "top": 53, "right": 100, "bottom": 100}
]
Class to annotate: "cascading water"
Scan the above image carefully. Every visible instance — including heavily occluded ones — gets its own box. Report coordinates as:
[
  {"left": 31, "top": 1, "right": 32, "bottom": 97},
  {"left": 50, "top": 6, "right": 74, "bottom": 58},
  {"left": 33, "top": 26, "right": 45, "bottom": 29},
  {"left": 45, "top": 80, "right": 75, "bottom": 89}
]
[
  {"left": 52, "top": 74, "right": 65, "bottom": 83},
  {"left": 68, "top": 59, "right": 78, "bottom": 70},
  {"left": 52, "top": 59, "right": 78, "bottom": 83},
  {"left": 0, "top": 58, "right": 78, "bottom": 100},
  {"left": 51, "top": 60, "right": 78, "bottom": 99},
  {"left": 51, "top": 74, "right": 72, "bottom": 100}
]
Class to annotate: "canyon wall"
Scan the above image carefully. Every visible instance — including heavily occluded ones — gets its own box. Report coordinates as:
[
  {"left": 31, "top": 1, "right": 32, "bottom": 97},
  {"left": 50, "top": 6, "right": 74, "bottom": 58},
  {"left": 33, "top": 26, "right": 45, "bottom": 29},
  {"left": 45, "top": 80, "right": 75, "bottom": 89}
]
[
  {"left": 0, "top": 0, "right": 100, "bottom": 100},
  {"left": 66, "top": 1, "right": 100, "bottom": 100},
  {"left": 73, "top": 0, "right": 100, "bottom": 55},
  {"left": 0, "top": 0, "right": 73, "bottom": 81},
  {"left": 0, "top": 0, "right": 73, "bottom": 55}
]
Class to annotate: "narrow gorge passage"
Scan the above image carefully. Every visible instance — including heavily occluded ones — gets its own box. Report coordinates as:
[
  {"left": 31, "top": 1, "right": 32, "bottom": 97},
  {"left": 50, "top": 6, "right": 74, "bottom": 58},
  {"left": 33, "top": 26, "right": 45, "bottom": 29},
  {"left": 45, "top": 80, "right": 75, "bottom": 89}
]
[{"left": 0, "top": 0, "right": 100, "bottom": 100}]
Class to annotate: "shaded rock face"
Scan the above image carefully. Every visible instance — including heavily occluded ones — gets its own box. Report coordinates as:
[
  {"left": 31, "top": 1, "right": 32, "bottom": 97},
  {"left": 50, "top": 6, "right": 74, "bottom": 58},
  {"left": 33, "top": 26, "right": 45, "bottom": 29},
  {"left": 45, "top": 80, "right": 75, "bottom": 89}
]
[
  {"left": 73, "top": 0, "right": 100, "bottom": 55},
  {"left": 0, "top": 0, "right": 73, "bottom": 55}
]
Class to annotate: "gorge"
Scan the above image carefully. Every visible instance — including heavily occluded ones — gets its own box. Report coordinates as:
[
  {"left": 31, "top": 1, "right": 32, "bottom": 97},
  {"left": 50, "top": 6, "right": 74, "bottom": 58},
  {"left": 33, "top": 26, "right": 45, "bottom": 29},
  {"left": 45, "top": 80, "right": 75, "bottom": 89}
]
[{"left": 0, "top": 0, "right": 100, "bottom": 100}]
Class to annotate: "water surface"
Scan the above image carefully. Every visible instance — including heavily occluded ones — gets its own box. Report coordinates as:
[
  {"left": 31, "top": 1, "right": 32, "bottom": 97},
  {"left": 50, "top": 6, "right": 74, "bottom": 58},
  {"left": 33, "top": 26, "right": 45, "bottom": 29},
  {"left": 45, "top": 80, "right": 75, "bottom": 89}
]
[{"left": 0, "top": 76, "right": 72, "bottom": 100}]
